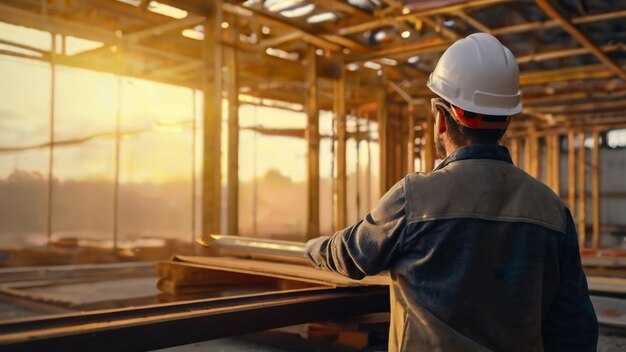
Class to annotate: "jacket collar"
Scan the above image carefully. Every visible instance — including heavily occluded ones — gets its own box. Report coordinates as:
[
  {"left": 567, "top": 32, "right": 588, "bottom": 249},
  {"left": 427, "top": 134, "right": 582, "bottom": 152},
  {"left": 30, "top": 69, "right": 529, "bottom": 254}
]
[{"left": 434, "top": 144, "right": 512, "bottom": 171}]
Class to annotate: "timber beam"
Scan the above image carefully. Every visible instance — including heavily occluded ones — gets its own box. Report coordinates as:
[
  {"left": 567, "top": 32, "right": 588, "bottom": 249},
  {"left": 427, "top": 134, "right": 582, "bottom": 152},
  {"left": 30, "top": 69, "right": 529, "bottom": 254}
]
[
  {"left": 306, "top": 46, "right": 320, "bottom": 239},
  {"left": 202, "top": 1, "right": 223, "bottom": 235},
  {"left": 536, "top": 0, "right": 626, "bottom": 80}
]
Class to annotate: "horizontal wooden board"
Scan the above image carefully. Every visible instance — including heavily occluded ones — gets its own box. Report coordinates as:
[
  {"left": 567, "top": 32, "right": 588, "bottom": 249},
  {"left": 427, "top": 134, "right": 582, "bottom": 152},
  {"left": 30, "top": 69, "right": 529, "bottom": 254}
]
[{"left": 171, "top": 256, "right": 391, "bottom": 287}]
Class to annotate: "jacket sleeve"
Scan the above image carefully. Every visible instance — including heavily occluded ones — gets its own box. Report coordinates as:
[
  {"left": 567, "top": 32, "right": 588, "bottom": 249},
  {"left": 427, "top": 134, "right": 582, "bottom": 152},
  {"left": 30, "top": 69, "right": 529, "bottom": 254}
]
[
  {"left": 542, "top": 208, "right": 598, "bottom": 351},
  {"left": 305, "top": 178, "right": 408, "bottom": 280}
]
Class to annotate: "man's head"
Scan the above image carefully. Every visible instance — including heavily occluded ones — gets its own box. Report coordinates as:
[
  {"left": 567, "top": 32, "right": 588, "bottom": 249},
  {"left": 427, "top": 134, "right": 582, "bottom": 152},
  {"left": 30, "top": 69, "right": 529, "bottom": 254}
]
[
  {"left": 431, "top": 98, "right": 508, "bottom": 158},
  {"left": 426, "top": 33, "right": 522, "bottom": 158}
]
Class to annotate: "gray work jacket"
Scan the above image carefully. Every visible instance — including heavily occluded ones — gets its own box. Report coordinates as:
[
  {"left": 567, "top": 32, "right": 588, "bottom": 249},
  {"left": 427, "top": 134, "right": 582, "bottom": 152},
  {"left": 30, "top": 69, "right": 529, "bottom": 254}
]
[{"left": 306, "top": 144, "right": 598, "bottom": 351}]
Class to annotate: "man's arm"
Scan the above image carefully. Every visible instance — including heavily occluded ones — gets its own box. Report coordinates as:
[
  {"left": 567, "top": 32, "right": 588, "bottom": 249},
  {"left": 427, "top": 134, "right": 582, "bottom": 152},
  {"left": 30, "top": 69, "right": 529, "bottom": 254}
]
[
  {"left": 305, "top": 179, "right": 408, "bottom": 280},
  {"left": 542, "top": 209, "right": 598, "bottom": 351}
]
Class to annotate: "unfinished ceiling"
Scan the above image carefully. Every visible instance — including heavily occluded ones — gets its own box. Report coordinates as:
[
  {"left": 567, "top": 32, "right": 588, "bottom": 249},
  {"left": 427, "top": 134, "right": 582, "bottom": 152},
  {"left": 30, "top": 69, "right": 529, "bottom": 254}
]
[{"left": 0, "top": 0, "right": 625, "bottom": 132}]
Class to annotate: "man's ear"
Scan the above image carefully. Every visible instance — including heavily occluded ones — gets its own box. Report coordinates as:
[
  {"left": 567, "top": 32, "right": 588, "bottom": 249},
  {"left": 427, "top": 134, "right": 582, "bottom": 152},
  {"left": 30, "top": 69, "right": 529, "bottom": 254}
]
[{"left": 436, "top": 111, "right": 446, "bottom": 134}]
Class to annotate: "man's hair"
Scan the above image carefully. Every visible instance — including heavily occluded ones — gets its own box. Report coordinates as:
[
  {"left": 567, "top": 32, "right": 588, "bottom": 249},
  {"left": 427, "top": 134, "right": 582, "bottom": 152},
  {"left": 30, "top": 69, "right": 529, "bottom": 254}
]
[{"left": 443, "top": 111, "right": 506, "bottom": 146}]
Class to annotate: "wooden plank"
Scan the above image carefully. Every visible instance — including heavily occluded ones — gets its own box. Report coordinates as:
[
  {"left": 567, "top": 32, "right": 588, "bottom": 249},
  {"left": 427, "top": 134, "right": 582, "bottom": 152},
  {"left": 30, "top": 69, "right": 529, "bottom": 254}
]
[
  {"left": 523, "top": 137, "right": 530, "bottom": 173},
  {"left": 335, "top": 60, "right": 347, "bottom": 230},
  {"left": 260, "top": 31, "right": 303, "bottom": 48},
  {"left": 423, "top": 108, "right": 435, "bottom": 173},
  {"left": 156, "top": 261, "right": 280, "bottom": 295},
  {"left": 456, "top": 10, "right": 491, "bottom": 33},
  {"left": 306, "top": 46, "right": 320, "bottom": 239},
  {"left": 345, "top": 8, "right": 626, "bottom": 63},
  {"left": 507, "top": 122, "right": 626, "bottom": 140},
  {"left": 123, "top": 16, "right": 205, "bottom": 43},
  {"left": 536, "top": 0, "right": 626, "bottom": 80},
  {"left": 533, "top": 99, "right": 626, "bottom": 114},
  {"left": 347, "top": 37, "right": 448, "bottom": 64},
  {"left": 546, "top": 136, "right": 553, "bottom": 189},
  {"left": 0, "top": 3, "right": 118, "bottom": 44},
  {"left": 516, "top": 44, "right": 622, "bottom": 65},
  {"left": 172, "top": 256, "right": 391, "bottom": 287},
  {"left": 400, "top": 112, "right": 408, "bottom": 177},
  {"left": 226, "top": 17, "right": 239, "bottom": 237},
  {"left": 528, "top": 129, "right": 539, "bottom": 178},
  {"left": 552, "top": 135, "right": 561, "bottom": 197},
  {"left": 338, "top": 330, "right": 370, "bottom": 349},
  {"left": 592, "top": 130, "right": 601, "bottom": 249},
  {"left": 421, "top": 16, "right": 459, "bottom": 41},
  {"left": 337, "top": 0, "right": 508, "bottom": 36},
  {"left": 394, "top": 118, "right": 403, "bottom": 182},
  {"left": 568, "top": 128, "right": 576, "bottom": 212},
  {"left": 578, "top": 131, "right": 587, "bottom": 247},
  {"left": 334, "top": 68, "right": 348, "bottom": 229},
  {"left": 509, "top": 138, "right": 519, "bottom": 167},
  {"left": 377, "top": 84, "right": 388, "bottom": 194},
  {"left": 520, "top": 65, "right": 612, "bottom": 86},
  {"left": 490, "top": 8, "right": 626, "bottom": 36},
  {"left": 222, "top": 3, "right": 342, "bottom": 52},
  {"left": 407, "top": 105, "right": 416, "bottom": 174},
  {"left": 202, "top": 2, "right": 223, "bottom": 235}
]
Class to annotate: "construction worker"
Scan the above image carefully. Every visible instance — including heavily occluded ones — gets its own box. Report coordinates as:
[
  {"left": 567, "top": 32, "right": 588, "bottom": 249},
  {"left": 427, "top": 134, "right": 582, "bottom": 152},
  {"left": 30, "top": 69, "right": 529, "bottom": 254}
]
[{"left": 305, "top": 33, "right": 598, "bottom": 351}]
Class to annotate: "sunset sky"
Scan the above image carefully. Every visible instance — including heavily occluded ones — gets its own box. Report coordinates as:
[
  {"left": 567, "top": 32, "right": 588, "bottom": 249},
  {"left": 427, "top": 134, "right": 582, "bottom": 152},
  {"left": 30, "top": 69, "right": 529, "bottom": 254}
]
[{"left": 0, "top": 21, "right": 375, "bottom": 184}]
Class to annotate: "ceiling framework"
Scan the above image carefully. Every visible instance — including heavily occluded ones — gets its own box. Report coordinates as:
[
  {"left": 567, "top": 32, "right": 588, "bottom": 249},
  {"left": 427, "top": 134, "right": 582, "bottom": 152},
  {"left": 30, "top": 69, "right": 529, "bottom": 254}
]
[{"left": 0, "top": 0, "right": 624, "bottom": 130}]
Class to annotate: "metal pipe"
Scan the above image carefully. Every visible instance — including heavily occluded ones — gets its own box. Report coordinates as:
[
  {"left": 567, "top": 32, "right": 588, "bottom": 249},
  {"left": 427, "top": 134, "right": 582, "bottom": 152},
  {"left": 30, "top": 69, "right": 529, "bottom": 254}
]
[{"left": 197, "top": 234, "right": 308, "bottom": 264}]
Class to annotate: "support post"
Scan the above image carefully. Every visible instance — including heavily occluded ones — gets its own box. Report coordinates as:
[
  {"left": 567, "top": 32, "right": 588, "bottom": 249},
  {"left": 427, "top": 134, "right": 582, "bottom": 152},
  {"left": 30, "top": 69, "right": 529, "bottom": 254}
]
[
  {"left": 591, "top": 130, "right": 600, "bottom": 249},
  {"left": 523, "top": 137, "right": 531, "bottom": 173},
  {"left": 423, "top": 110, "right": 435, "bottom": 173},
  {"left": 394, "top": 117, "right": 402, "bottom": 181},
  {"left": 407, "top": 105, "right": 415, "bottom": 174},
  {"left": 226, "top": 17, "right": 239, "bottom": 236},
  {"left": 577, "top": 131, "right": 586, "bottom": 247},
  {"left": 546, "top": 136, "right": 554, "bottom": 189},
  {"left": 529, "top": 129, "right": 539, "bottom": 178},
  {"left": 202, "top": 1, "right": 223, "bottom": 235},
  {"left": 552, "top": 135, "right": 561, "bottom": 196},
  {"left": 568, "top": 128, "right": 576, "bottom": 212},
  {"left": 335, "top": 60, "right": 347, "bottom": 230},
  {"left": 377, "top": 84, "right": 388, "bottom": 194},
  {"left": 510, "top": 138, "right": 519, "bottom": 167},
  {"left": 399, "top": 112, "right": 407, "bottom": 177},
  {"left": 306, "top": 45, "right": 320, "bottom": 239}
]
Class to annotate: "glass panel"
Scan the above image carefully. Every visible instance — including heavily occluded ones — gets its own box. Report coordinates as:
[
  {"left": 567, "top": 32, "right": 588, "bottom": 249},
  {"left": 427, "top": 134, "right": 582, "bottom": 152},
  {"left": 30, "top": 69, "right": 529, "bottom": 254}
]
[
  {"left": 118, "top": 77, "right": 194, "bottom": 245},
  {"left": 0, "top": 56, "right": 51, "bottom": 248},
  {"left": 238, "top": 104, "right": 307, "bottom": 240},
  {"left": 51, "top": 66, "right": 116, "bottom": 246},
  {"left": 51, "top": 140, "right": 115, "bottom": 244}
]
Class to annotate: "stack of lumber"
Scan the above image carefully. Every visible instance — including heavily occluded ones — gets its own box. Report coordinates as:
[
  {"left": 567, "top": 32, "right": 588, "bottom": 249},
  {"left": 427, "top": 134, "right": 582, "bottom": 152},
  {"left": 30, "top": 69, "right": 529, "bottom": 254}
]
[
  {"left": 156, "top": 255, "right": 391, "bottom": 296},
  {"left": 157, "top": 260, "right": 278, "bottom": 296}
]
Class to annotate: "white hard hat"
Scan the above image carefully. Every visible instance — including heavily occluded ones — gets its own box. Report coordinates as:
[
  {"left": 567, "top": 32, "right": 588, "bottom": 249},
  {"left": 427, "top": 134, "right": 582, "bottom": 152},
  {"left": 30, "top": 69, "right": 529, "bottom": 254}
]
[{"left": 426, "top": 33, "right": 522, "bottom": 116}]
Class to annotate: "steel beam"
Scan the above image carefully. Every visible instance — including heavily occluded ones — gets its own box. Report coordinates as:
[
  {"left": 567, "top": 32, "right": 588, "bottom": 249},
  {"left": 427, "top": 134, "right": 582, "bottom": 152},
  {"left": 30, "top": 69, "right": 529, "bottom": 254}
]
[{"left": 0, "top": 286, "right": 389, "bottom": 352}]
